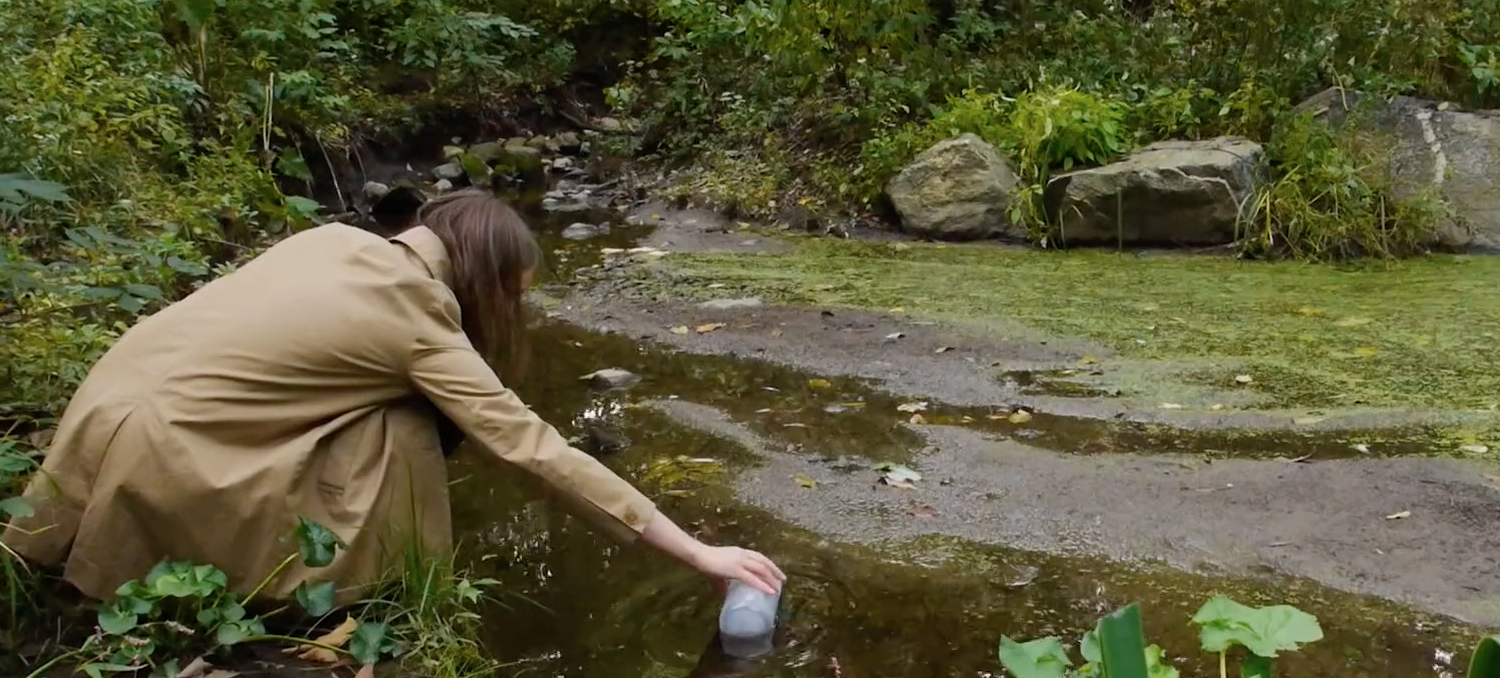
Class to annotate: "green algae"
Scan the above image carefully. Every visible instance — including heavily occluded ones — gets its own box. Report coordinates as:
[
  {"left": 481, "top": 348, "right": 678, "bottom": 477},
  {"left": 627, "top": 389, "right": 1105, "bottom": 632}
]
[{"left": 648, "top": 237, "right": 1500, "bottom": 415}]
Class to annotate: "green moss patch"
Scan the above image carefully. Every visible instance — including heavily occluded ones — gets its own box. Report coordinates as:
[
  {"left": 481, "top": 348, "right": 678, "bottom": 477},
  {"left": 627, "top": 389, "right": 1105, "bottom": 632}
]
[{"left": 649, "top": 237, "right": 1500, "bottom": 413}]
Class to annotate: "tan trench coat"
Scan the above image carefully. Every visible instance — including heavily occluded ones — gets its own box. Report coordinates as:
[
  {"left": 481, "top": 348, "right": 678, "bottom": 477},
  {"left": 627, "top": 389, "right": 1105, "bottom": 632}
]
[{"left": 2, "top": 223, "right": 657, "bottom": 604}]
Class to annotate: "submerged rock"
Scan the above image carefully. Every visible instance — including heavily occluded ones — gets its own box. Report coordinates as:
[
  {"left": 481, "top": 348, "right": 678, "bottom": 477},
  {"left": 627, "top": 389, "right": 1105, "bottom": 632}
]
[
  {"left": 699, "top": 297, "right": 764, "bottom": 310},
  {"left": 1043, "top": 136, "right": 1263, "bottom": 246},
  {"left": 432, "top": 162, "right": 464, "bottom": 181},
  {"left": 561, "top": 222, "right": 609, "bottom": 240},
  {"left": 1296, "top": 87, "right": 1500, "bottom": 252},
  {"left": 885, "top": 133, "right": 1022, "bottom": 241},
  {"left": 580, "top": 368, "right": 640, "bottom": 390}
]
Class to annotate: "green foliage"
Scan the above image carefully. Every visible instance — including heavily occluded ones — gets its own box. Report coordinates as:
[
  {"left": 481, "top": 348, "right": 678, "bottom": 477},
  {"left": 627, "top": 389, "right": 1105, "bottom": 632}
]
[
  {"left": 998, "top": 596, "right": 1319, "bottom": 678},
  {"left": 1472, "top": 636, "right": 1500, "bottom": 678},
  {"left": 1240, "top": 111, "right": 1447, "bottom": 260}
]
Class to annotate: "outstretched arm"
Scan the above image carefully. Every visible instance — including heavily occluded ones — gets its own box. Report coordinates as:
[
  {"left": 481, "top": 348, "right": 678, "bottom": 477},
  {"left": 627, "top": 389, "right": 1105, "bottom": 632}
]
[{"left": 640, "top": 510, "right": 785, "bottom": 594}]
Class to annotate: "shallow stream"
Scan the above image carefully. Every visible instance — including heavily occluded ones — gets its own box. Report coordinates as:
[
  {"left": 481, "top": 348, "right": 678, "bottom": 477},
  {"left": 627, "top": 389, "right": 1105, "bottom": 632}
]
[{"left": 425, "top": 197, "right": 1492, "bottom": 677}]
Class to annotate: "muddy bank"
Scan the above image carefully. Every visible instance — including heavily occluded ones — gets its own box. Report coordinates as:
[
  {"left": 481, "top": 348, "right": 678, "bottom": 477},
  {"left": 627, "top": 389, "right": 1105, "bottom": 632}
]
[{"left": 648, "top": 399, "right": 1500, "bottom": 627}]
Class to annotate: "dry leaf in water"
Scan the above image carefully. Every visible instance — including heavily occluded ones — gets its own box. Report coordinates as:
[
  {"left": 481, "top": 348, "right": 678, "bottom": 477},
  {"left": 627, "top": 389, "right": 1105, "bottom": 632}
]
[
  {"left": 1234, "top": 374, "right": 1253, "bottom": 385},
  {"left": 1352, "top": 346, "right": 1380, "bottom": 358},
  {"left": 808, "top": 378, "right": 831, "bottom": 388},
  {"left": 793, "top": 473, "right": 818, "bottom": 489},
  {"left": 909, "top": 413, "right": 928, "bottom": 425},
  {"left": 1007, "top": 410, "right": 1033, "bottom": 424},
  {"left": 696, "top": 322, "right": 726, "bottom": 334},
  {"left": 1334, "top": 316, "right": 1374, "bottom": 327},
  {"left": 1158, "top": 403, "right": 1185, "bottom": 410},
  {"left": 1385, "top": 510, "right": 1411, "bottom": 520},
  {"left": 670, "top": 325, "right": 690, "bottom": 335},
  {"left": 935, "top": 346, "right": 953, "bottom": 354},
  {"left": 1460, "top": 444, "right": 1491, "bottom": 455},
  {"left": 907, "top": 504, "right": 939, "bottom": 518},
  {"left": 770, "top": 329, "right": 785, "bottom": 338},
  {"left": 288, "top": 616, "right": 359, "bottom": 664},
  {"left": 1079, "top": 355, "right": 1099, "bottom": 365},
  {"left": 896, "top": 401, "right": 928, "bottom": 413}
]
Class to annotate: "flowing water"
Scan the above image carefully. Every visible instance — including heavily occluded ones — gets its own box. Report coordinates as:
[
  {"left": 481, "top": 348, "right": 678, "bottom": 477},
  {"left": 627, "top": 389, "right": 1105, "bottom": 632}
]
[{"left": 428, "top": 191, "right": 1489, "bottom": 677}]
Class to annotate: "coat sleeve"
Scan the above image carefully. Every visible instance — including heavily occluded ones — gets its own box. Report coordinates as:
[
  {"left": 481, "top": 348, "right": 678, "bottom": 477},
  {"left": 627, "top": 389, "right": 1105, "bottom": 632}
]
[{"left": 401, "top": 283, "right": 657, "bottom": 543}]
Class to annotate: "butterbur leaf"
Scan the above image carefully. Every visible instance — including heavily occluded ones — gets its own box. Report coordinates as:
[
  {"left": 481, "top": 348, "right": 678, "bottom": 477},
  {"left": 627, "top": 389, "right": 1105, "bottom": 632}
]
[
  {"left": 1080, "top": 629, "right": 1102, "bottom": 663},
  {"left": 295, "top": 517, "right": 343, "bottom": 568},
  {"left": 1145, "top": 645, "right": 1180, "bottom": 678},
  {"left": 0, "top": 496, "right": 34, "bottom": 519},
  {"left": 295, "top": 580, "right": 337, "bottom": 617},
  {"left": 350, "top": 621, "right": 401, "bottom": 664},
  {"left": 284, "top": 196, "right": 322, "bottom": 222},
  {"left": 1240, "top": 655, "right": 1272, "bottom": 678},
  {"left": 997, "top": 636, "right": 1071, "bottom": 678},
  {"left": 97, "top": 599, "right": 139, "bottom": 635},
  {"left": 1191, "top": 595, "right": 1323, "bottom": 657},
  {"left": 215, "top": 617, "right": 265, "bottom": 646}
]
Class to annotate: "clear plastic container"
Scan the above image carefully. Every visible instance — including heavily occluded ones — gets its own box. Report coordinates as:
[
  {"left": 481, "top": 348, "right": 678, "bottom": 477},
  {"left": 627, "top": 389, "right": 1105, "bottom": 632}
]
[{"left": 717, "top": 579, "right": 781, "bottom": 658}]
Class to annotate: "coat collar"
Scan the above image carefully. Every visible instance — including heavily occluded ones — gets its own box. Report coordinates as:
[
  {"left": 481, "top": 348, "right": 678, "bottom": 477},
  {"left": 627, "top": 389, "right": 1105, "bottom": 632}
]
[{"left": 390, "top": 226, "right": 454, "bottom": 289}]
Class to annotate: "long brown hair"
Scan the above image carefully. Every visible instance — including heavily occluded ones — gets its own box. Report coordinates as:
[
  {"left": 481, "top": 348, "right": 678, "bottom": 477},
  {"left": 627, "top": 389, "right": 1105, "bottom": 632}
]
[{"left": 416, "top": 187, "right": 540, "bottom": 380}]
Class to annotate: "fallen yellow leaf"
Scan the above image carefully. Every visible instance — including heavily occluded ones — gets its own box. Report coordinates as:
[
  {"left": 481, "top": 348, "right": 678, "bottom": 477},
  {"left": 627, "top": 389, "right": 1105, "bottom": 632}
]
[
  {"left": 670, "top": 325, "right": 689, "bottom": 335},
  {"left": 793, "top": 473, "right": 818, "bottom": 489},
  {"left": 909, "top": 413, "right": 928, "bottom": 425},
  {"left": 1385, "top": 510, "right": 1411, "bottom": 520},
  {"left": 696, "top": 323, "right": 726, "bottom": 333},
  {"left": 1353, "top": 346, "right": 1379, "bottom": 357},
  {"left": 287, "top": 616, "right": 358, "bottom": 664},
  {"left": 1008, "top": 410, "right": 1033, "bottom": 424},
  {"left": 1295, "top": 306, "right": 1325, "bottom": 317},
  {"left": 1079, "top": 356, "right": 1099, "bottom": 365},
  {"left": 808, "top": 378, "right": 831, "bottom": 388}
]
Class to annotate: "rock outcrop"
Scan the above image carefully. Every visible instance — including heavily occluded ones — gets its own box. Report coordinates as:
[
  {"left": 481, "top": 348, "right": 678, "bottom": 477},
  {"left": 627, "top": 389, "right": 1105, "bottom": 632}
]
[
  {"left": 1043, "top": 137, "right": 1263, "bottom": 246},
  {"left": 1296, "top": 86, "right": 1500, "bottom": 252},
  {"left": 885, "top": 133, "right": 1023, "bottom": 241}
]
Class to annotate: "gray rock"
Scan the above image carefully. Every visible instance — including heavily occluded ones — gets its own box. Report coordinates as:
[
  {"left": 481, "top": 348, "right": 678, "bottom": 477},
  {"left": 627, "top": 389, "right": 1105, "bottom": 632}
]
[
  {"left": 551, "top": 156, "right": 576, "bottom": 172},
  {"left": 561, "top": 222, "right": 609, "bottom": 240},
  {"left": 432, "top": 162, "right": 464, "bottom": 181},
  {"left": 1296, "top": 87, "right": 1500, "bottom": 252},
  {"left": 467, "top": 141, "right": 502, "bottom": 164},
  {"left": 1043, "top": 136, "right": 1263, "bottom": 246},
  {"left": 442, "top": 145, "right": 465, "bottom": 160},
  {"left": 595, "top": 117, "right": 624, "bottom": 133},
  {"left": 361, "top": 181, "right": 390, "bottom": 202},
  {"left": 579, "top": 368, "right": 640, "bottom": 390},
  {"left": 698, "top": 297, "right": 764, "bottom": 310},
  {"left": 525, "top": 136, "right": 550, "bottom": 150},
  {"left": 556, "top": 131, "right": 583, "bottom": 153},
  {"left": 885, "top": 133, "right": 1022, "bottom": 240},
  {"left": 433, "top": 179, "right": 453, "bottom": 192},
  {"left": 496, "top": 142, "right": 544, "bottom": 176}
]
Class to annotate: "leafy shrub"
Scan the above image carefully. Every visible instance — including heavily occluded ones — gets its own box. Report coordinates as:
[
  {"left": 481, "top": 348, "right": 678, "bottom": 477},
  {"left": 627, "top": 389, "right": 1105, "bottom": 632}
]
[{"left": 1241, "top": 111, "right": 1447, "bottom": 260}]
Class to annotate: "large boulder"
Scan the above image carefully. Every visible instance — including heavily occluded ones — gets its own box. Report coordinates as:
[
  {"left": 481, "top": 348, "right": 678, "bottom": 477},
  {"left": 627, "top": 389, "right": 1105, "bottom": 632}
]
[
  {"left": 885, "top": 133, "right": 1023, "bottom": 240},
  {"left": 1295, "top": 87, "right": 1500, "bottom": 252},
  {"left": 1043, "top": 137, "right": 1263, "bottom": 246}
]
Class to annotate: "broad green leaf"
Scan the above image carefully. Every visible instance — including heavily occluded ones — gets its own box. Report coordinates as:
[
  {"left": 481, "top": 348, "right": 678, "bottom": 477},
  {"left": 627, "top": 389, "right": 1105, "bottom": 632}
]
[
  {"left": 998, "top": 636, "right": 1071, "bottom": 678},
  {"left": 1241, "top": 655, "right": 1272, "bottom": 678},
  {"left": 0, "top": 173, "right": 71, "bottom": 205},
  {"left": 0, "top": 495, "right": 34, "bottom": 519},
  {"left": 166, "top": 255, "right": 209, "bottom": 276},
  {"left": 123, "top": 283, "right": 164, "bottom": 300},
  {"left": 284, "top": 195, "right": 322, "bottom": 222},
  {"left": 350, "top": 620, "right": 401, "bottom": 664},
  {"left": 459, "top": 153, "right": 492, "bottom": 184},
  {"left": 295, "top": 517, "right": 344, "bottom": 568},
  {"left": 175, "top": 0, "right": 217, "bottom": 30},
  {"left": 1192, "top": 595, "right": 1322, "bottom": 657},
  {"left": 1472, "top": 635, "right": 1499, "bottom": 678},
  {"left": 1080, "top": 629, "right": 1102, "bottom": 663},
  {"left": 97, "top": 599, "right": 139, "bottom": 635},
  {"left": 277, "top": 149, "right": 314, "bottom": 182},
  {"left": 295, "top": 580, "right": 337, "bottom": 617},
  {"left": 80, "top": 663, "right": 135, "bottom": 678},
  {"left": 1145, "top": 645, "right": 1180, "bottom": 678},
  {"left": 215, "top": 617, "right": 265, "bottom": 646},
  {"left": 1097, "top": 603, "right": 1150, "bottom": 678}
]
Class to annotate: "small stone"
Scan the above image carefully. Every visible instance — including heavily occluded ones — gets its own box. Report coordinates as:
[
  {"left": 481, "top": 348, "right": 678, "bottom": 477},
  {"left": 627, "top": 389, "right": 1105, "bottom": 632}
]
[
  {"left": 556, "top": 131, "right": 583, "bottom": 153},
  {"left": 432, "top": 162, "right": 464, "bottom": 181},
  {"left": 698, "top": 297, "right": 764, "bottom": 310},
  {"left": 442, "top": 145, "right": 465, "bottom": 160},
  {"left": 361, "top": 181, "right": 390, "bottom": 202},
  {"left": 432, "top": 179, "right": 453, "bottom": 192},
  {"left": 561, "top": 223, "right": 608, "bottom": 241},
  {"left": 580, "top": 368, "right": 640, "bottom": 390},
  {"left": 595, "top": 117, "right": 624, "bottom": 132}
]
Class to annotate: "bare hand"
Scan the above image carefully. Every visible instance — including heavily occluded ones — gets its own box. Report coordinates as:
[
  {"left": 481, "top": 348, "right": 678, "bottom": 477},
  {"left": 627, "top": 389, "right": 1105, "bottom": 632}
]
[{"left": 691, "top": 545, "right": 786, "bottom": 595}]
